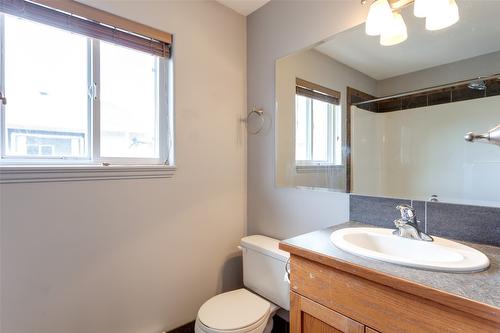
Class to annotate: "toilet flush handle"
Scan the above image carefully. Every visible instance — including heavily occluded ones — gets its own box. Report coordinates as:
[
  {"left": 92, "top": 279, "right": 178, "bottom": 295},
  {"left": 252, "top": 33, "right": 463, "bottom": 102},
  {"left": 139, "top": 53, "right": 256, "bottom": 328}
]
[{"left": 284, "top": 258, "right": 291, "bottom": 284}]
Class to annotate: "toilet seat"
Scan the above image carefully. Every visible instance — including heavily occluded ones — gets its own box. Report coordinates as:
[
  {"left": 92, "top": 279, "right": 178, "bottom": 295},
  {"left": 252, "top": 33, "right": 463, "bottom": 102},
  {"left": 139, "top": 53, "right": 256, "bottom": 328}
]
[
  {"left": 197, "top": 289, "right": 271, "bottom": 333},
  {"left": 196, "top": 312, "right": 269, "bottom": 333}
]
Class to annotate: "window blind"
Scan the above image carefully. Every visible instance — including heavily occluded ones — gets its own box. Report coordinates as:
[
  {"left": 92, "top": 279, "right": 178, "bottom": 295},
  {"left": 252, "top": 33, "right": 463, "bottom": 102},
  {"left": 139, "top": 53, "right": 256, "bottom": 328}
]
[
  {"left": 0, "top": 0, "right": 172, "bottom": 57},
  {"left": 296, "top": 78, "right": 340, "bottom": 105}
]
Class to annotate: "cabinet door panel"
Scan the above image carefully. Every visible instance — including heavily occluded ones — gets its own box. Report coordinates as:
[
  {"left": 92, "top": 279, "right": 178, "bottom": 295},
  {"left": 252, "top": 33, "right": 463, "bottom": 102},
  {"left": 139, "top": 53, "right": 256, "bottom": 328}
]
[
  {"left": 291, "top": 292, "right": 364, "bottom": 333},
  {"left": 303, "top": 312, "right": 343, "bottom": 333}
]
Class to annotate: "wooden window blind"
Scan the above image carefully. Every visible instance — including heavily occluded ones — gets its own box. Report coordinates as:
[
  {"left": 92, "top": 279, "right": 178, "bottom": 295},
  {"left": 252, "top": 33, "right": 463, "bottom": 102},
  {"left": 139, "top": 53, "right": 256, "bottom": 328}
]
[
  {"left": 296, "top": 78, "right": 340, "bottom": 105},
  {"left": 0, "top": 0, "right": 172, "bottom": 57}
]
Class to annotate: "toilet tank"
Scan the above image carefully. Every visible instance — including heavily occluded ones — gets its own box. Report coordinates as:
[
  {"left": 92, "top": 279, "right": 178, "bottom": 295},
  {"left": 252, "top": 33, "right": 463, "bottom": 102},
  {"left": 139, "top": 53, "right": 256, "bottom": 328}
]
[{"left": 240, "top": 235, "right": 290, "bottom": 310}]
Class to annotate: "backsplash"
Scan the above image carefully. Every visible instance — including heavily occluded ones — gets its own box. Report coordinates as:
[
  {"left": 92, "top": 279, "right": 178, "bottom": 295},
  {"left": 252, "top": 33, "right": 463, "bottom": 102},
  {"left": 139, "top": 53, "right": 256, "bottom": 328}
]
[{"left": 350, "top": 195, "right": 500, "bottom": 247}]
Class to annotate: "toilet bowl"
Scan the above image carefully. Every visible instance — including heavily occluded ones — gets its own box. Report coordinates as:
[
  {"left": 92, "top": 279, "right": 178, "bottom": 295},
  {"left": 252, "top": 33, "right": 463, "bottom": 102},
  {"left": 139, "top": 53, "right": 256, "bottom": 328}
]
[
  {"left": 195, "top": 289, "right": 279, "bottom": 333},
  {"left": 195, "top": 236, "right": 290, "bottom": 333}
]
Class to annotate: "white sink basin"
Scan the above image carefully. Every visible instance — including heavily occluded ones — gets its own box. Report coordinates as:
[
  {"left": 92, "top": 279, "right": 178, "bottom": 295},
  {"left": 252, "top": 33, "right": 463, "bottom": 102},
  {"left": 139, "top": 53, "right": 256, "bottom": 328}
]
[{"left": 330, "top": 227, "right": 490, "bottom": 272}]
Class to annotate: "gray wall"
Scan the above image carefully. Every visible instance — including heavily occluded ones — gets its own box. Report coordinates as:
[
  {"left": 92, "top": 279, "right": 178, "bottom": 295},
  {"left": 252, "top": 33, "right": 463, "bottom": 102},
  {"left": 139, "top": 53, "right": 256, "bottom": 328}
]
[
  {"left": 247, "top": 1, "right": 368, "bottom": 239},
  {"left": 377, "top": 50, "right": 500, "bottom": 96},
  {"left": 0, "top": 1, "right": 246, "bottom": 333}
]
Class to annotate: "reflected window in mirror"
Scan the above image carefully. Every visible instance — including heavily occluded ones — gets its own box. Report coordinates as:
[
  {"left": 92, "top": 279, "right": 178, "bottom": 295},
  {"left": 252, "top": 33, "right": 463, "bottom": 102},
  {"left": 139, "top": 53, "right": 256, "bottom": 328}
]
[
  {"left": 295, "top": 79, "right": 342, "bottom": 168},
  {"left": 275, "top": 50, "right": 351, "bottom": 191}
]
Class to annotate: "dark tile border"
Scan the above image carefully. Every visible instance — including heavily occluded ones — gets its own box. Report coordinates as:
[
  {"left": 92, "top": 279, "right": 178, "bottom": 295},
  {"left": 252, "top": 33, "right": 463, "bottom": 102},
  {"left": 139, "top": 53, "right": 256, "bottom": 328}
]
[
  {"left": 349, "top": 194, "right": 500, "bottom": 246},
  {"left": 412, "top": 200, "right": 426, "bottom": 233},
  {"left": 426, "top": 201, "right": 500, "bottom": 247},
  {"left": 350, "top": 195, "right": 411, "bottom": 228},
  {"left": 356, "top": 78, "right": 500, "bottom": 113}
]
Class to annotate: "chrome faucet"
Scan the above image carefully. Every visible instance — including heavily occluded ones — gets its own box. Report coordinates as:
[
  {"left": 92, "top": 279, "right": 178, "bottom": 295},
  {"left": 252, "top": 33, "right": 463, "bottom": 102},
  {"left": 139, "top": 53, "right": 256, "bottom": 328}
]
[{"left": 393, "top": 204, "right": 433, "bottom": 242}]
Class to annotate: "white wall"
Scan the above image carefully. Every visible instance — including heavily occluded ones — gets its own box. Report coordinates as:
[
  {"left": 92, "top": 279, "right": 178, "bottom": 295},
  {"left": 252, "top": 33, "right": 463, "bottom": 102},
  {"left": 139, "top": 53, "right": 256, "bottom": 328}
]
[
  {"left": 275, "top": 49, "right": 376, "bottom": 190},
  {"left": 351, "top": 108, "right": 385, "bottom": 195},
  {"left": 247, "top": 1, "right": 369, "bottom": 239},
  {"left": 352, "top": 96, "right": 500, "bottom": 207},
  {"left": 0, "top": 2, "right": 246, "bottom": 333}
]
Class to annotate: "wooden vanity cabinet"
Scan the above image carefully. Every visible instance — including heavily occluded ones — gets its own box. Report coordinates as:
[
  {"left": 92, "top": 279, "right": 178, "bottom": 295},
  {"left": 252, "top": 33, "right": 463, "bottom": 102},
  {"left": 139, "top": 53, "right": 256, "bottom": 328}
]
[
  {"left": 288, "top": 255, "right": 500, "bottom": 333},
  {"left": 291, "top": 291, "right": 377, "bottom": 333}
]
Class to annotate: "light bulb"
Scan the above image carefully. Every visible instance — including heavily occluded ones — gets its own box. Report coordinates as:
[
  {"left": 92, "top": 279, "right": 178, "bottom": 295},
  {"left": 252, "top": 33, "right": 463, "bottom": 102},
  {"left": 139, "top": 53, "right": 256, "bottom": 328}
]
[
  {"left": 365, "top": 0, "right": 394, "bottom": 36},
  {"left": 425, "top": 0, "right": 460, "bottom": 31},
  {"left": 380, "top": 12, "right": 408, "bottom": 46},
  {"left": 413, "top": 0, "right": 433, "bottom": 18}
]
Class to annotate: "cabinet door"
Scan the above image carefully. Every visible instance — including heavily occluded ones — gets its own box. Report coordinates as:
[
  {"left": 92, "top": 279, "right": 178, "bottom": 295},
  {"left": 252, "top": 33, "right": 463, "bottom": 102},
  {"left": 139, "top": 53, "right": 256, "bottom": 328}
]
[
  {"left": 365, "top": 328, "right": 381, "bottom": 333},
  {"left": 291, "top": 292, "right": 364, "bottom": 333}
]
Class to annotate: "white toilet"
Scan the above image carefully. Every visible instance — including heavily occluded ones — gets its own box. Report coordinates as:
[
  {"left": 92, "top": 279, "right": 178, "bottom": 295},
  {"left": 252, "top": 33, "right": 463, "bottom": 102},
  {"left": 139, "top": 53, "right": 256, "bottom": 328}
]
[{"left": 195, "top": 235, "right": 290, "bottom": 333}]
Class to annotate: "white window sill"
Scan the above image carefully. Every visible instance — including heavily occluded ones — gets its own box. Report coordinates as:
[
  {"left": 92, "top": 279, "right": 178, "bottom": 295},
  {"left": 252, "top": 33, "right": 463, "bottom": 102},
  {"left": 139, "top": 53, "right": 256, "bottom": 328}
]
[
  {"left": 0, "top": 164, "right": 176, "bottom": 183},
  {"left": 295, "top": 164, "right": 343, "bottom": 173}
]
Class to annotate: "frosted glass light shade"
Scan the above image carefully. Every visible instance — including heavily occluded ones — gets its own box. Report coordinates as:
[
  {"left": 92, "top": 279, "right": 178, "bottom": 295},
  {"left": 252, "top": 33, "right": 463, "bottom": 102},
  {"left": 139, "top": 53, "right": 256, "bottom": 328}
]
[
  {"left": 380, "top": 12, "right": 408, "bottom": 46},
  {"left": 414, "top": 0, "right": 433, "bottom": 18},
  {"left": 365, "top": 0, "right": 393, "bottom": 36},
  {"left": 426, "top": 0, "right": 460, "bottom": 31}
]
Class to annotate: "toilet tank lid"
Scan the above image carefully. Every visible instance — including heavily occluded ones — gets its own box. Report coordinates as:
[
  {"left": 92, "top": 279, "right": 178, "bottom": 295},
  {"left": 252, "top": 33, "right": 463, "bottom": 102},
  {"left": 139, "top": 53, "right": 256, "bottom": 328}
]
[{"left": 241, "top": 235, "right": 289, "bottom": 262}]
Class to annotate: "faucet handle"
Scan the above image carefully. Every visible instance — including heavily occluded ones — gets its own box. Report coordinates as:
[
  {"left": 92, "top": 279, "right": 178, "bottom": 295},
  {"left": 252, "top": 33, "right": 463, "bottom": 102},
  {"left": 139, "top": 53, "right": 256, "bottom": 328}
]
[
  {"left": 393, "top": 204, "right": 433, "bottom": 242},
  {"left": 396, "top": 204, "right": 416, "bottom": 222}
]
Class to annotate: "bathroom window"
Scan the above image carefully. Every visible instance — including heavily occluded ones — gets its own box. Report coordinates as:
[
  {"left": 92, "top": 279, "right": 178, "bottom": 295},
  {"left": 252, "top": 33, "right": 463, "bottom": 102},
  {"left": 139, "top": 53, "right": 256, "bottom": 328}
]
[
  {"left": 295, "top": 79, "right": 342, "bottom": 167},
  {"left": 0, "top": 1, "right": 173, "bottom": 175}
]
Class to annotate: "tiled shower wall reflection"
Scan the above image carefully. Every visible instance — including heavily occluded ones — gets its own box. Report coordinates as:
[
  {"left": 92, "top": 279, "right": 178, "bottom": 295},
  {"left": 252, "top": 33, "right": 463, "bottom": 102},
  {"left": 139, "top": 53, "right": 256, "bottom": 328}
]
[{"left": 349, "top": 195, "right": 500, "bottom": 246}]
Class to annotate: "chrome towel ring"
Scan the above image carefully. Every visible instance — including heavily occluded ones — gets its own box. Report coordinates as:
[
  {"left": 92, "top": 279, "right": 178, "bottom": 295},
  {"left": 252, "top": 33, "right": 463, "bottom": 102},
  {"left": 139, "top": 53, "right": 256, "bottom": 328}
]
[{"left": 245, "top": 107, "right": 265, "bottom": 135}]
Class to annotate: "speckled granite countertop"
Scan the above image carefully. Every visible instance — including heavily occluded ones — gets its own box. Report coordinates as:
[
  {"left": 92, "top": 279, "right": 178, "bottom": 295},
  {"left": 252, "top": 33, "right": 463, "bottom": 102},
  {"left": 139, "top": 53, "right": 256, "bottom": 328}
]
[{"left": 280, "top": 221, "right": 500, "bottom": 309}]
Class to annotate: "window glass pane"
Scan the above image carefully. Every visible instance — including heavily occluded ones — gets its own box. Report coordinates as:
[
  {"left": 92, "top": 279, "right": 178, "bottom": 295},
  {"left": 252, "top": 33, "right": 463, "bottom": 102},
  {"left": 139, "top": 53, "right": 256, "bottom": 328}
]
[
  {"left": 100, "top": 41, "right": 159, "bottom": 158},
  {"left": 295, "top": 95, "right": 309, "bottom": 161},
  {"left": 334, "top": 105, "right": 342, "bottom": 165},
  {"left": 4, "top": 15, "right": 89, "bottom": 158},
  {"left": 312, "top": 99, "right": 329, "bottom": 162}
]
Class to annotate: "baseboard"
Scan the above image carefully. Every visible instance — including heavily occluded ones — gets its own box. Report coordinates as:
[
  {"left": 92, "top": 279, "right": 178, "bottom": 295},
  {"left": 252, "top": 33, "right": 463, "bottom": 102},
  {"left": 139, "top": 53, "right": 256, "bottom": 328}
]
[
  {"left": 165, "top": 320, "right": 195, "bottom": 333},
  {"left": 165, "top": 314, "right": 289, "bottom": 333}
]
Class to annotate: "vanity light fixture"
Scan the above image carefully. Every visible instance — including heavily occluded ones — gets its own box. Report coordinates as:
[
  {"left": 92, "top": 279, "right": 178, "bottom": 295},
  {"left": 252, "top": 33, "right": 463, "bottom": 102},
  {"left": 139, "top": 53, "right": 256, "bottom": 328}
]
[
  {"left": 413, "top": 0, "right": 432, "bottom": 18},
  {"left": 364, "top": 0, "right": 460, "bottom": 46},
  {"left": 425, "top": 0, "right": 459, "bottom": 31},
  {"left": 365, "top": 0, "right": 393, "bottom": 36},
  {"left": 380, "top": 12, "right": 407, "bottom": 46}
]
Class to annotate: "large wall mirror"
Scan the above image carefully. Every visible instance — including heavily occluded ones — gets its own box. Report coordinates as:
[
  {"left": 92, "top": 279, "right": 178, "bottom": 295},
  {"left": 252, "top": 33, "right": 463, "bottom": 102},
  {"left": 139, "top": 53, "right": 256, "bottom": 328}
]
[{"left": 275, "top": 1, "right": 500, "bottom": 207}]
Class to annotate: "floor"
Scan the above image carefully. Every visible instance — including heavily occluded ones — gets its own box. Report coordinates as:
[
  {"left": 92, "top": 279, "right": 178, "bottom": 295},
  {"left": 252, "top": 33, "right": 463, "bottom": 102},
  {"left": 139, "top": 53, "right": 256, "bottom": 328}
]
[
  {"left": 168, "top": 315, "right": 290, "bottom": 333},
  {"left": 271, "top": 315, "right": 290, "bottom": 333}
]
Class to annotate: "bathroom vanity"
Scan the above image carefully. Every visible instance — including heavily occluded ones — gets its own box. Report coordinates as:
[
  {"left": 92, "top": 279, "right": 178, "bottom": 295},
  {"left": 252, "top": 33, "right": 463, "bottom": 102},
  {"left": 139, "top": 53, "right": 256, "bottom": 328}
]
[{"left": 280, "top": 222, "right": 500, "bottom": 333}]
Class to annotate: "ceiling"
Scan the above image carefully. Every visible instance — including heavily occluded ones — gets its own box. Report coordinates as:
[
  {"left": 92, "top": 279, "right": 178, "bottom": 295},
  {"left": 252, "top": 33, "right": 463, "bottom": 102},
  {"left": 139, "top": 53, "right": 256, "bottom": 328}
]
[
  {"left": 215, "top": 0, "right": 271, "bottom": 16},
  {"left": 315, "top": 1, "right": 500, "bottom": 80}
]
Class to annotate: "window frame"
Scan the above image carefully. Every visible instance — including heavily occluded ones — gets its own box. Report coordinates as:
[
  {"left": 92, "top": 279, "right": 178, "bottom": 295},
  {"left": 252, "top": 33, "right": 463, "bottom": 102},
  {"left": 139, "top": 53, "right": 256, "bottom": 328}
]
[
  {"left": 0, "top": 13, "right": 175, "bottom": 182},
  {"left": 89, "top": 38, "right": 170, "bottom": 166},
  {"left": 295, "top": 94, "right": 341, "bottom": 168}
]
